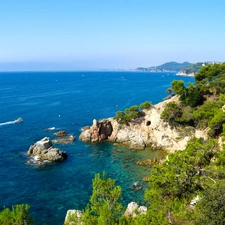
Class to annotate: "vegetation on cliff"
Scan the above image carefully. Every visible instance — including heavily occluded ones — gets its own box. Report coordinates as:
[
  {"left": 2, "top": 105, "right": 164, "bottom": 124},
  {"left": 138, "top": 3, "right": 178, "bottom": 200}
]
[
  {"left": 114, "top": 101, "right": 152, "bottom": 124},
  {"left": 64, "top": 138, "right": 225, "bottom": 225},
  {"left": 162, "top": 62, "right": 225, "bottom": 137},
  {"left": 177, "top": 61, "right": 219, "bottom": 76}
]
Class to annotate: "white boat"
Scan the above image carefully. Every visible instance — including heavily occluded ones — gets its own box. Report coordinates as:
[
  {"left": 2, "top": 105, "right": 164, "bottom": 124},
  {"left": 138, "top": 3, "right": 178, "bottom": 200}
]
[{"left": 14, "top": 118, "right": 23, "bottom": 123}]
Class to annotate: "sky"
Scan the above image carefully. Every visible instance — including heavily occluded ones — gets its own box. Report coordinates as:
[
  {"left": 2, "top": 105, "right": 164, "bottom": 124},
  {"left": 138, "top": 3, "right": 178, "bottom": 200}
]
[{"left": 0, "top": 0, "right": 225, "bottom": 71}]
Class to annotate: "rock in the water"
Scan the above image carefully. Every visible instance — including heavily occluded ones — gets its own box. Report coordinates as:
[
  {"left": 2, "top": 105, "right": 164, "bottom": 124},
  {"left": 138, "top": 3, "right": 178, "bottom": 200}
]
[
  {"left": 124, "top": 202, "right": 147, "bottom": 218},
  {"left": 64, "top": 210, "right": 83, "bottom": 225},
  {"left": 55, "top": 130, "right": 67, "bottom": 137},
  {"left": 52, "top": 135, "right": 75, "bottom": 144},
  {"left": 27, "top": 137, "right": 68, "bottom": 163}
]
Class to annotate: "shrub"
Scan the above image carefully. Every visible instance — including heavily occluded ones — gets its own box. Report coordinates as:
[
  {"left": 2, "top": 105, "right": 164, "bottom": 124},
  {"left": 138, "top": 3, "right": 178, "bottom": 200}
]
[
  {"left": 0, "top": 204, "right": 34, "bottom": 225},
  {"left": 139, "top": 101, "right": 152, "bottom": 110},
  {"left": 161, "top": 102, "right": 181, "bottom": 127}
]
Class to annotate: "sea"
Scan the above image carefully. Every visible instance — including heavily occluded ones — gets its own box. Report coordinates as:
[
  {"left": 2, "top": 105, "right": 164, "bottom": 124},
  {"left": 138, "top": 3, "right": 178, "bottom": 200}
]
[{"left": 0, "top": 71, "right": 194, "bottom": 225}]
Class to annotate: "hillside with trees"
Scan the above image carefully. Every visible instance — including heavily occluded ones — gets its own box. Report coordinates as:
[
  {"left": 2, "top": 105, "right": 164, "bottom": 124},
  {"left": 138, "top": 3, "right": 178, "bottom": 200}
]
[
  {"left": 176, "top": 61, "right": 220, "bottom": 76},
  {"left": 136, "top": 61, "right": 192, "bottom": 72}
]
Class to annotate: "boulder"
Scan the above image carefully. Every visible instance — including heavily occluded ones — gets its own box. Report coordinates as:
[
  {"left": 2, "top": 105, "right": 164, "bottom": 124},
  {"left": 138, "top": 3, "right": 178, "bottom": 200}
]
[
  {"left": 124, "top": 202, "right": 147, "bottom": 218},
  {"left": 64, "top": 210, "right": 83, "bottom": 225},
  {"left": 54, "top": 130, "right": 67, "bottom": 137},
  {"left": 27, "top": 137, "right": 68, "bottom": 163},
  {"left": 52, "top": 135, "right": 75, "bottom": 144}
]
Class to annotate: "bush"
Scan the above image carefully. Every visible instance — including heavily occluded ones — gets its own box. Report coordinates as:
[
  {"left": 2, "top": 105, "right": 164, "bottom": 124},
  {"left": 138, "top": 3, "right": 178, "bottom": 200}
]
[
  {"left": 139, "top": 101, "right": 152, "bottom": 110},
  {"left": 0, "top": 204, "right": 34, "bottom": 225},
  {"left": 192, "top": 100, "right": 224, "bottom": 128},
  {"left": 208, "top": 109, "right": 225, "bottom": 137},
  {"left": 114, "top": 101, "right": 152, "bottom": 124},
  {"left": 161, "top": 102, "right": 181, "bottom": 127}
]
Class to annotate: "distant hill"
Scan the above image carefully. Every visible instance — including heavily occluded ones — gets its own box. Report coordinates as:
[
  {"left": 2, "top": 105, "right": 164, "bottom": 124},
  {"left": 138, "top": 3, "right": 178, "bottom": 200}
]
[
  {"left": 176, "top": 62, "right": 219, "bottom": 76},
  {"left": 136, "top": 61, "right": 192, "bottom": 72}
]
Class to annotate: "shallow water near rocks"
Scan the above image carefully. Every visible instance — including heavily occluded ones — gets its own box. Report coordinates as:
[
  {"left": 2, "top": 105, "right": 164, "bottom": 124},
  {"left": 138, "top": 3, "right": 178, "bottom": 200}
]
[{"left": 0, "top": 71, "right": 193, "bottom": 224}]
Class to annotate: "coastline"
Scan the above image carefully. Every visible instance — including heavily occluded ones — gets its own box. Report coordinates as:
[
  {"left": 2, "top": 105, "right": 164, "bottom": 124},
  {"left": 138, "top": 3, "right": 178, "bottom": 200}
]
[
  {"left": 79, "top": 95, "right": 207, "bottom": 152},
  {"left": 176, "top": 71, "right": 195, "bottom": 77}
]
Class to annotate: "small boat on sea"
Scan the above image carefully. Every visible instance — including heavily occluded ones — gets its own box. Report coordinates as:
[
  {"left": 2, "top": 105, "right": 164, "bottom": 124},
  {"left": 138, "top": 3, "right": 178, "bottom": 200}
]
[{"left": 14, "top": 118, "right": 23, "bottom": 123}]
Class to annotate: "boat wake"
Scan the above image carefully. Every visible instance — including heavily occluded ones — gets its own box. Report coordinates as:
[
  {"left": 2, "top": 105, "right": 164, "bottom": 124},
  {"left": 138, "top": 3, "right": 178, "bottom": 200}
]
[{"left": 0, "top": 118, "right": 23, "bottom": 127}]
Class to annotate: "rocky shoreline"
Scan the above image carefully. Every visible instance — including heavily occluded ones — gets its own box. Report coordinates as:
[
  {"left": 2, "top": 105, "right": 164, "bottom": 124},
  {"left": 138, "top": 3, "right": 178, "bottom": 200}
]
[
  {"left": 176, "top": 71, "right": 195, "bottom": 76},
  {"left": 79, "top": 96, "right": 207, "bottom": 152}
]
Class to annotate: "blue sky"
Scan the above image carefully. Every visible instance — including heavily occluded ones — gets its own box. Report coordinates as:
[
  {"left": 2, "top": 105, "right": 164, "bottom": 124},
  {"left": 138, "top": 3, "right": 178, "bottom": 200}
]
[{"left": 0, "top": 0, "right": 225, "bottom": 71}]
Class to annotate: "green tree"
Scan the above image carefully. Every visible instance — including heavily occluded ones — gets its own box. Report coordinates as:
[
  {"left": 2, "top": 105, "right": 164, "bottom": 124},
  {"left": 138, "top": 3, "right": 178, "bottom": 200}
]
[
  {"left": 192, "top": 100, "right": 224, "bottom": 128},
  {"left": 171, "top": 80, "right": 186, "bottom": 95},
  {"left": 0, "top": 204, "right": 34, "bottom": 225},
  {"left": 208, "top": 108, "right": 225, "bottom": 137},
  {"left": 139, "top": 101, "right": 152, "bottom": 110},
  {"left": 180, "top": 83, "right": 203, "bottom": 107},
  {"left": 114, "top": 110, "right": 126, "bottom": 124},
  {"left": 161, "top": 102, "right": 181, "bottom": 127},
  {"left": 82, "top": 172, "right": 124, "bottom": 225},
  {"left": 195, "top": 181, "right": 225, "bottom": 225}
]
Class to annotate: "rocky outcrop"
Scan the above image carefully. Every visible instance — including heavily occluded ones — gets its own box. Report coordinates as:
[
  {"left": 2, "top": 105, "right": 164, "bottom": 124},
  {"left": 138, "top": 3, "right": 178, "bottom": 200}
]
[
  {"left": 79, "top": 96, "right": 208, "bottom": 152},
  {"left": 176, "top": 71, "right": 195, "bottom": 76},
  {"left": 27, "top": 137, "right": 68, "bottom": 163},
  {"left": 52, "top": 135, "right": 75, "bottom": 144},
  {"left": 54, "top": 130, "right": 67, "bottom": 137},
  {"left": 79, "top": 119, "right": 113, "bottom": 143},
  {"left": 64, "top": 210, "right": 83, "bottom": 225},
  {"left": 124, "top": 202, "right": 147, "bottom": 218}
]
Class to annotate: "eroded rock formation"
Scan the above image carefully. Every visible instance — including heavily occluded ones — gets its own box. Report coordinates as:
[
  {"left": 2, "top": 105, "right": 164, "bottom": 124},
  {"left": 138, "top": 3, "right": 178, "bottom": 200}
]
[
  {"left": 79, "top": 96, "right": 208, "bottom": 152},
  {"left": 27, "top": 137, "right": 68, "bottom": 163}
]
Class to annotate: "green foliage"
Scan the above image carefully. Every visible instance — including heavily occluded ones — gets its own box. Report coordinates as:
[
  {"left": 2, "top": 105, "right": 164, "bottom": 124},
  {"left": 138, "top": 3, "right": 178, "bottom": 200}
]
[
  {"left": 220, "top": 93, "right": 225, "bottom": 101},
  {"left": 160, "top": 102, "right": 182, "bottom": 127},
  {"left": 143, "top": 138, "right": 220, "bottom": 225},
  {"left": 156, "top": 61, "right": 192, "bottom": 71},
  {"left": 114, "top": 102, "right": 151, "bottom": 124},
  {"left": 192, "top": 100, "right": 224, "bottom": 128},
  {"left": 195, "top": 62, "right": 225, "bottom": 95},
  {"left": 216, "top": 146, "right": 225, "bottom": 166},
  {"left": 171, "top": 80, "right": 186, "bottom": 95},
  {"left": 0, "top": 204, "right": 34, "bottom": 225},
  {"left": 146, "top": 139, "right": 216, "bottom": 200},
  {"left": 114, "top": 110, "right": 127, "bottom": 124},
  {"left": 208, "top": 108, "right": 225, "bottom": 137},
  {"left": 139, "top": 101, "right": 152, "bottom": 110},
  {"left": 195, "top": 181, "right": 225, "bottom": 225},
  {"left": 82, "top": 172, "right": 124, "bottom": 224},
  {"left": 180, "top": 83, "right": 204, "bottom": 107}
]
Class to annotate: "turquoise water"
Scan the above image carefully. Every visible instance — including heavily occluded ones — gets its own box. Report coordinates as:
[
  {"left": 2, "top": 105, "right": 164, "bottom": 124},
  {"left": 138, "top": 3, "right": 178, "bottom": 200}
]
[{"left": 0, "top": 71, "right": 193, "bottom": 224}]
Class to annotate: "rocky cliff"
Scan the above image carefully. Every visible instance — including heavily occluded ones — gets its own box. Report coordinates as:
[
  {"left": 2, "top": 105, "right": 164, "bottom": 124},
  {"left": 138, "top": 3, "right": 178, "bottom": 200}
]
[{"left": 79, "top": 96, "right": 208, "bottom": 152}]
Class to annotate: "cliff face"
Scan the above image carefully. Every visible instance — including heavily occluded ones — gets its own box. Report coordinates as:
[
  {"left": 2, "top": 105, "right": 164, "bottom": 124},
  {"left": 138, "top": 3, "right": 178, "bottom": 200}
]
[{"left": 79, "top": 96, "right": 208, "bottom": 152}]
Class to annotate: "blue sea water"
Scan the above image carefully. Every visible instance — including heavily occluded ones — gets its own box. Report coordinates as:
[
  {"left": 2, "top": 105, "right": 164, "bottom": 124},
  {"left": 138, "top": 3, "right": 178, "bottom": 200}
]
[{"left": 0, "top": 71, "right": 193, "bottom": 225}]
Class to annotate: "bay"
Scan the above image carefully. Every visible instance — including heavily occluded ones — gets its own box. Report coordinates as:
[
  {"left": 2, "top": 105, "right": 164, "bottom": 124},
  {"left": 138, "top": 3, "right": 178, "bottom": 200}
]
[{"left": 0, "top": 71, "right": 193, "bottom": 224}]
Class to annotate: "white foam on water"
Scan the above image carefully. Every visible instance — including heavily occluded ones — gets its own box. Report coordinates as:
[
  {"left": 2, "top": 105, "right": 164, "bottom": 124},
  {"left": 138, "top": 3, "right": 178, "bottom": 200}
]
[{"left": 0, "top": 121, "right": 16, "bottom": 126}]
